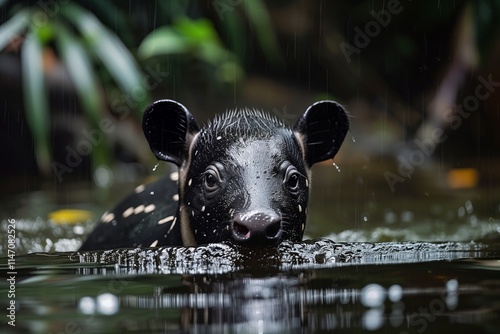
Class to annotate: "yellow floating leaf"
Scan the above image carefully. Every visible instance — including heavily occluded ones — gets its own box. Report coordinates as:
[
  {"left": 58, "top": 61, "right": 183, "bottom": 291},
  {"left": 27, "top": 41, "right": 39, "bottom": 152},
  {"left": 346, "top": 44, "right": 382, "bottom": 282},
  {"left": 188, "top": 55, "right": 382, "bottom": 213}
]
[{"left": 49, "top": 209, "right": 93, "bottom": 224}]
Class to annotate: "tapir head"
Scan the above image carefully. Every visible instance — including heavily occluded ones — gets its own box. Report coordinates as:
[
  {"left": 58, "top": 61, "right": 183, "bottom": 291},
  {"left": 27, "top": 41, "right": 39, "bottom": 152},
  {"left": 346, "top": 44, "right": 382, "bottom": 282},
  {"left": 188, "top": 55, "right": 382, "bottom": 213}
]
[{"left": 143, "top": 100, "right": 349, "bottom": 247}]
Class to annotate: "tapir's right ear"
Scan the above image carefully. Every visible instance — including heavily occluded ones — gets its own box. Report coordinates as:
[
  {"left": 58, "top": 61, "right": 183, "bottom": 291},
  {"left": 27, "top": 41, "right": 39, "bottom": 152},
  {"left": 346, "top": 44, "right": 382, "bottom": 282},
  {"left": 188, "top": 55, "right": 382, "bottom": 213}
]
[
  {"left": 293, "top": 100, "right": 349, "bottom": 167},
  {"left": 142, "top": 99, "right": 200, "bottom": 166}
]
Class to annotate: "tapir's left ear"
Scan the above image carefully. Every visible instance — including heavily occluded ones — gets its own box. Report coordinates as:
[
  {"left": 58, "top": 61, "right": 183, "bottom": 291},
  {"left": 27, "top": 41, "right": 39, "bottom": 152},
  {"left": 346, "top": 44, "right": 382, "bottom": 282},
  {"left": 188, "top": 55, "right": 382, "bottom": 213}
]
[
  {"left": 293, "top": 100, "right": 349, "bottom": 167},
  {"left": 142, "top": 99, "right": 200, "bottom": 166}
]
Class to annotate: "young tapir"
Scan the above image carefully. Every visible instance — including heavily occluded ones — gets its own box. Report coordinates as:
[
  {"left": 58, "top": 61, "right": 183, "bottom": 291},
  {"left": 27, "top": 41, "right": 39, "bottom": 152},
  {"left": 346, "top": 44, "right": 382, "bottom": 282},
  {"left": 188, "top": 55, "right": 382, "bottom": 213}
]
[{"left": 79, "top": 99, "right": 349, "bottom": 251}]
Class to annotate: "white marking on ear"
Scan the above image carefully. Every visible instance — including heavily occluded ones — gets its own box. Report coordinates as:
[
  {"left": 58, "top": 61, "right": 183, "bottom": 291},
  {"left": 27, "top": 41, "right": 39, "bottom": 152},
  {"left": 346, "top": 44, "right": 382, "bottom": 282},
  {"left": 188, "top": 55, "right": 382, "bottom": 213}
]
[
  {"left": 123, "top": 207, "right": 134, "bottom": 218},
  {"left": 144, "top": 204, "right": 155, "bottom": 213},
  {"left": 134, "top": 184, "right": 145, "bottom": 193},
  {"left": 149, "top": 240, "right": 158, "bottom": 247},
  {"left": 158, "top": 216, "right": 175, "bottom": 225},
  {"left": 172, "top": 194, "right": 179, "bottom": 201},
  {"left": 134, "top": 205, "right": 145, "bottom": 215}
]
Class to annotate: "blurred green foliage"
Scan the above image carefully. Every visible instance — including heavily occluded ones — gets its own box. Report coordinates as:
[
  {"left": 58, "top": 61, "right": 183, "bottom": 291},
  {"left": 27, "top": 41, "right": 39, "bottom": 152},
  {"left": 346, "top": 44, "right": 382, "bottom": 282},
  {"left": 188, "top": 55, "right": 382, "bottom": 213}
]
[{"left": 0, "top": 0, "right": 279, "bottom": 181}]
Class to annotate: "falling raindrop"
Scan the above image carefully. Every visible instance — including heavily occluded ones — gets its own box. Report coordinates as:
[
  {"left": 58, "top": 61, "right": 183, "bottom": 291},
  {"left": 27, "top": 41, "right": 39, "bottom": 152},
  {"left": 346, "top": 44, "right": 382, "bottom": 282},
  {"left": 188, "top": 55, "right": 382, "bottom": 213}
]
[
  {"left": 152, "top": 162, "right": 160, "bottom": 172},
  {"left": 332, "top": 162, "right": 341, "bottom": 172}
]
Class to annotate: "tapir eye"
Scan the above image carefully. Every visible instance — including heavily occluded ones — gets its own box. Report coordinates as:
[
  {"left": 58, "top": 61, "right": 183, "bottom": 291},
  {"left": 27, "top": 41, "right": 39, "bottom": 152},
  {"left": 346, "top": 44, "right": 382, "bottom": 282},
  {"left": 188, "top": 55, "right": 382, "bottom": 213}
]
[
  {"left": 203, "top": 166, "right": 221, "bottom": 194},
  {"left": 284, "top": 165, "right": 300, "bottom": 192},
  {"left": 287, "top": 173, "right": 299, "bottom": 189}
]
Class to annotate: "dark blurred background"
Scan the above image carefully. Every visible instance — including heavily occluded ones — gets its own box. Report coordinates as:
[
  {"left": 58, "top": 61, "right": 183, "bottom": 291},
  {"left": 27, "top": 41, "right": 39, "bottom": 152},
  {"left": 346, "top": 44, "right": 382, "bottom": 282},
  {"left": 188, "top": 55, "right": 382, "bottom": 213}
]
[{"left": 1, "top": 0, "right": 499, "bottom": 241}]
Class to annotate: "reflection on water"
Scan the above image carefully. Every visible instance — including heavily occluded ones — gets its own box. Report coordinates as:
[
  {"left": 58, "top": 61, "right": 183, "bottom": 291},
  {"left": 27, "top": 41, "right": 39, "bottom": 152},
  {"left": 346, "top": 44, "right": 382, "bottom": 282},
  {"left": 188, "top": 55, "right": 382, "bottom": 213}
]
[{"left": 1, "top": 241, "right": 499, "bottom": 333}]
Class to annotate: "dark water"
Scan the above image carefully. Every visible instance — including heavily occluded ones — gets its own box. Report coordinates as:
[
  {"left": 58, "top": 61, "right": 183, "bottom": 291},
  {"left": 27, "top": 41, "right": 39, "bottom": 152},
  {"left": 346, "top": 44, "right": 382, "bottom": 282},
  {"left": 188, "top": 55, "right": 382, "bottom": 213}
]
[{"left": 1, "top": 237, "right": 499, "bottom": 333}]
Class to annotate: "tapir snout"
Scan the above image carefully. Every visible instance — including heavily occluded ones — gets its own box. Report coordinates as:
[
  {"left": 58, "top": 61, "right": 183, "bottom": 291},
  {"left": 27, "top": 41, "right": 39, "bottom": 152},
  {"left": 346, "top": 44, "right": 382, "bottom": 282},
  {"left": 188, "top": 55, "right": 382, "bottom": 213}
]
[{"left": 232, "top": 210, "right": 283, "bottom": 246}]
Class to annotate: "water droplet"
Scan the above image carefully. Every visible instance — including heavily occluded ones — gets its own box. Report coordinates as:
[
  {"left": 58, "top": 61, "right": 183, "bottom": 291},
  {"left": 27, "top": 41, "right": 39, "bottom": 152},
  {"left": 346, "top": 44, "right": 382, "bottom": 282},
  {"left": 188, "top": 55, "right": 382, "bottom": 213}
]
[
  {"left": 152, "top": 162, "right": 160, "bottom": 172},
  {"left": 332, "top": 162, "right": 341, "bottom": 172},
  {"left": 465, "top": 200, "right": 473, "bottom": 214}
]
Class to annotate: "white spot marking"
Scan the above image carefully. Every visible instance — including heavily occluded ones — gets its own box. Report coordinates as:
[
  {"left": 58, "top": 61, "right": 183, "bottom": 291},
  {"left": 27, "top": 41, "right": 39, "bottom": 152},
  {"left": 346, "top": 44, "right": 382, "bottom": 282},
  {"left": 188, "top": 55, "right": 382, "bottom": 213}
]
[
  {"left": 201, "top": 206, "right": 206, "bottom": 212},
  {"left": 167, "top": 217, "right": 177, "bottom": 234},
  {"left": 150, "top": 191, "right": 155, "bottom": 195},
  {"left": 191, "top": 210, "right": 195, "bottom": 216},
  {"left": 134, "top": 184, "right": 145, "bottom": 193},
  {"left": 170, "top": 172, "right": 179, "bottom": 181},
  {"left": 158, "top": 216, "right": 175, "bottom": 225},
  {"left": 149, "top": 240, "right": 158, "bottom": 247},
  {"left": 123, "top": 207, "right": 134, "bottom": 218},
  {"left": 134, "top": 205, "right": 145, "bottom": 214},
  {"left": 102, "top": 212, "right": 115, "bottom": 223},
  {"left": 188, "top": 179, "right": 192, "bottom": 186},
  {"left": 298, "top": 204, "right": 302, "bottom": 213},
  {"left": 305, "top": 179, "right": 309, "bottom": 187},
  {"left": 144, "top": 204, "right": 155, "bottom": 213},
  {"left": 216, "top": 136, "right": 222, "bottom": 140},
  {"left": 301, "top": 223, "right": 305, "bottom": 231},
  {"left": 172, "top": 194, "right": 179, "bottom": 201}
]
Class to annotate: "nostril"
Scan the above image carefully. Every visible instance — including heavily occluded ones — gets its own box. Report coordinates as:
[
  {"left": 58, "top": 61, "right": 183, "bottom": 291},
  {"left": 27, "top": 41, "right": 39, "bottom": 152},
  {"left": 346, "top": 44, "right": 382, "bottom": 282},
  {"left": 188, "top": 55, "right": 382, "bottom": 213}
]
[
  {"left": 233, "top": 221, "right": 251, "bottom": 239},
  {"left": 266, "top": 220, "right": 281, "bottom": 239}
]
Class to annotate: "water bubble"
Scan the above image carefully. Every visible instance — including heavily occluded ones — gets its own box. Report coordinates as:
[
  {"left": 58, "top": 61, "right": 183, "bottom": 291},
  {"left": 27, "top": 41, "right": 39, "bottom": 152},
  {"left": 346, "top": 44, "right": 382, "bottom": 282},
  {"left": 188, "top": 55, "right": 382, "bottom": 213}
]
[
  {"left": 73, "top": 225, "right": 85, "bottom": 235},
  {"left": 363, "top": 308, "right": 384, "bottom": 331},
  {"left": 332, "top": 162, "right": 341, "bottom": 172},
  {"left": 400, "top": 211, "right": 414, "bottom": 223},
  {"left": 457, "top": 207, "right": 465, "bottom": 218},
  {"left": 94, "top": 166, "right": 114, "bottom": 189},
  {"left": 387, "top": 285, "right": 403, "bottom": 302},
  {"left": 96, "top": 293, "right": 119, "bottom": 315},
  {"left": 465, "top": 200, "right": 473, "bottom": 214},
  {"left": 361, "top": 283, "right": 386, "bottom": 308},
  {"left": 446, "top": 279, "right": 458, "bottom": 292},
  {"left": 385, "top": 212, "right": 397, "bottom": 224},
  {"left": 78, "top": 296, "right": 96, "bottom": 315}
]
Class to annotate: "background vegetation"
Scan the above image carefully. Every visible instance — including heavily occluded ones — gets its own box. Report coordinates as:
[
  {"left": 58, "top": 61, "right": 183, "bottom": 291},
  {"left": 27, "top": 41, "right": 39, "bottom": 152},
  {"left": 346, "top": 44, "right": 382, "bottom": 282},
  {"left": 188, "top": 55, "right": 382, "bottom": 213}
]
[{"left": 1, "top": 0, "right": 499, "bottom": 236}]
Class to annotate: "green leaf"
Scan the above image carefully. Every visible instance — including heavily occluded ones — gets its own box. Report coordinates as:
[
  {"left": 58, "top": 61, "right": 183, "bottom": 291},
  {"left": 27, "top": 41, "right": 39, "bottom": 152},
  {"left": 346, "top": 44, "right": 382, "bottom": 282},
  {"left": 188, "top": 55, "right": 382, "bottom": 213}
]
[
  {"left": 0, "top": 9, "right": 29, "bottom": 51},
  {"left": 138, "top": 26, "right": 189, "bottom": 58},
  {"left": 54, "top": 24, "right": 109, "bottom": 175},
  {"left": 55, "top": 25, "right": 101, "bottom": 126},
  {"left": 61, "top": 3, "right": 150, "bottom": 113},
  {"left": 245, "top": 0, "right": 283, "bottom": 65},
  {"left": 21, "top": 31, "right": 51, "bottom": 175}
]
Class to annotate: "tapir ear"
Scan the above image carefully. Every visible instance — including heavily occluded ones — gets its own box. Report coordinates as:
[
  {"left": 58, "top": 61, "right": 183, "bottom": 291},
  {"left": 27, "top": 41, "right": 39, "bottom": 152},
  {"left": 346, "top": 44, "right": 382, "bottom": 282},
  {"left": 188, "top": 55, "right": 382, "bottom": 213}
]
[
  {"left": 293, "top": 100, "right": 349, "bottom": 167},
  {"left": 142, "top": 99, "right": 200, "bottom": 166}
]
